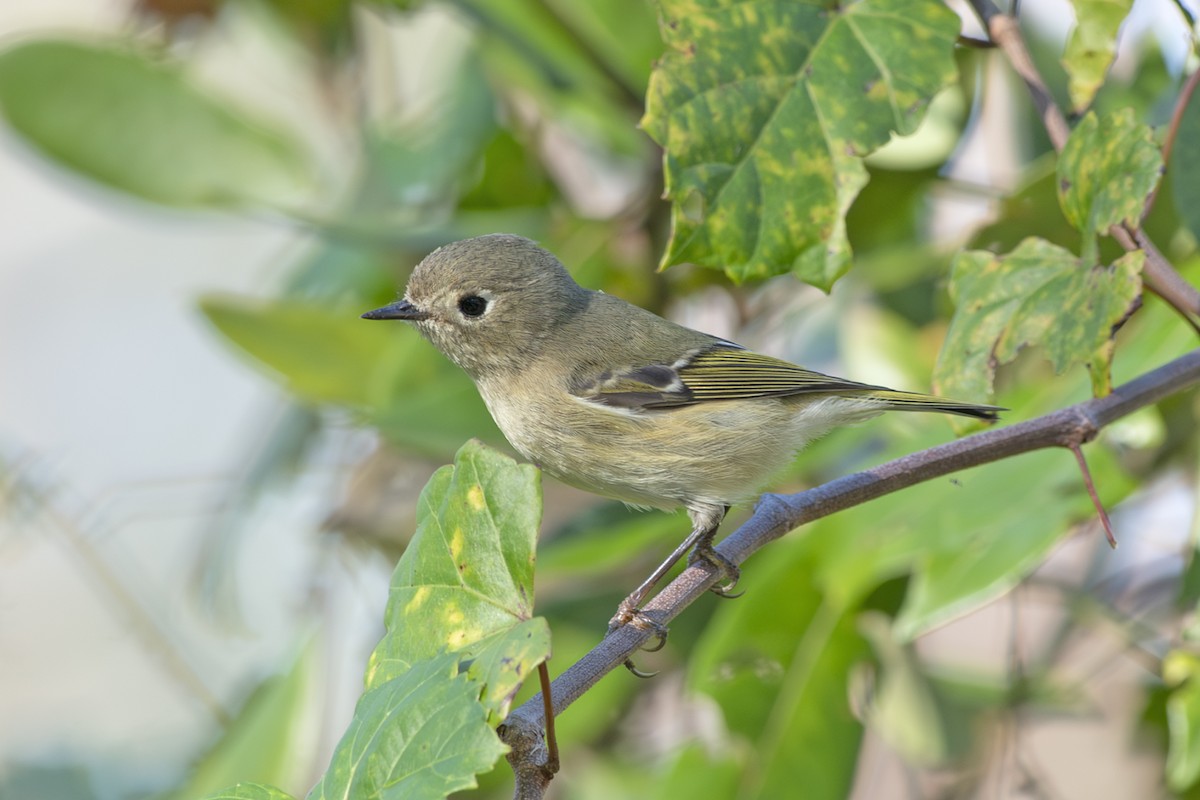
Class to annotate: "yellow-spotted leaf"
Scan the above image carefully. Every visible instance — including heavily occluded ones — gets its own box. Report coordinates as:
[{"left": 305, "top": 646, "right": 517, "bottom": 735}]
[
  {"left": 303, "top": 442, "right": 548, "bottom": 799},
  {"left": 934, "top": 238, "right": 1142, "bottom": 402},
  {"left": 643, "top": 0, "right": 959, "bottom": 288},
  {"left": 1061, "top": 0, "right": 1134, "bottom": 112},
  {"left": 1057, "top": 109, "right": 1162, "bottom": 263},
  {"left": 366, "top": 440, "right": 550, "bottom": 719}
]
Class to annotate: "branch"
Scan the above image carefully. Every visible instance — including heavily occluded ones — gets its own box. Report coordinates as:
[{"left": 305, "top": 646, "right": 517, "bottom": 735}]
[
  {"left": 1116, "top": 226, "right": 1200, "bottom": 330},
  {"left": 969, "top": 0, "right": 1069, "bottom": 150},
  {"left": 500, "top": 348, "right": 1200, "bottom": 789}
]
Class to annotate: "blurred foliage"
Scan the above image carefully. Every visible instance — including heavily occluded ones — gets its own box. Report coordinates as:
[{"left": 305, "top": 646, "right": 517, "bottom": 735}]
[
  {"left": 1, "top": 0, "right": 1199, "bottom": 799},
  {"left": 0, "top": 38, "right": 316, "bottom": 207}
]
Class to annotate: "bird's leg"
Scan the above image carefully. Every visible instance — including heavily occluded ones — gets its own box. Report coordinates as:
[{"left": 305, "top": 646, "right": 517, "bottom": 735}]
[
  {"left": 610, "top": 505, "right": 738, "bottom": 678},
  {"left": 609, "top": 504, "right": 735, "bottom": 631},
  {"left": 609, "top": 525, "right": 704, "bottom": 632},
  {"left": 686, "top": 504, "right": 740, "bottom": 598}
]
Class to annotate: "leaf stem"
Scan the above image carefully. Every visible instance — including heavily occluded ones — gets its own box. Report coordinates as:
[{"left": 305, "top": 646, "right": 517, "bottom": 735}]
[{"left": 537, "top": 661, "right": 559, "bottom": 774}]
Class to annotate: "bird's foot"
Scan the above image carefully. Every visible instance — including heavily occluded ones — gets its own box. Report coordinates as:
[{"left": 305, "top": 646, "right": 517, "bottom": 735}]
[
  {"left": 609, "top": 601, "right": 669, "bottom": 679},
  {"left": 689, "top": 544, "right": 742, "bottom": 598}
]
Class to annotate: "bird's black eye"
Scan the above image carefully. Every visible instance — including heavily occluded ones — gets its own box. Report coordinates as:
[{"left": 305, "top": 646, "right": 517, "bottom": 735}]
[{"left": 458, "top": 295, "right": 488, "bottom": 318}]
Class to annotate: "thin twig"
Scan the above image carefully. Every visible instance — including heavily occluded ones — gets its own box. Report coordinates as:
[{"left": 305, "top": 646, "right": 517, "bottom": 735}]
[
  {"left": 969, "top": 0, "right": 1070, "bottom": 150},
  {"left": 1144, "top": 66, "right": 1200, "bottom": 221},
  {"left": 1069, "top": 443, "right": 1118, "bottom": 548},
  {"left": 500, "top": 349, "right": 1200, "bottom": 788}
]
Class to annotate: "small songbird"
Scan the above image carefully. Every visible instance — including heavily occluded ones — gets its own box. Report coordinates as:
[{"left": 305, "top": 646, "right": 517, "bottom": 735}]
[{"left": 363, "top": 234, "right": 999, "bottom": 625}]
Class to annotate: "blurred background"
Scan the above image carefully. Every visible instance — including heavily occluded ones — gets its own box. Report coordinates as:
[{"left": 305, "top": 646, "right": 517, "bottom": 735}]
[{"left": 1, "top": 0, "right": 1198, "bottom": 798}]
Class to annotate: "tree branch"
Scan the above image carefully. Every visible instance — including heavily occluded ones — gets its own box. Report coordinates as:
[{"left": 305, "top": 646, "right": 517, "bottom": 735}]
[
  {"left": 500, "top": 348, "right": 1200, "bottom": 790},
  {"left": 969, "top": 0, "right": 1069, "bottom": 150}
]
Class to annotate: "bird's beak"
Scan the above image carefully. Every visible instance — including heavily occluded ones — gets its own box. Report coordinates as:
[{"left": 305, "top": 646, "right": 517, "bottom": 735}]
[{"left": 361, "top": 299, "right": 429, "bottom": 321}]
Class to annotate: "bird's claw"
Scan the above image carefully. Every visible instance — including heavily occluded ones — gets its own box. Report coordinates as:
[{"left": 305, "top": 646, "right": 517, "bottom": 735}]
[
  {"left": 689, "top": 545, "right": 741, "bottom": 598},
  {"left": 609, "top": 603, "right": 669, "bottom": 677},
  {"left": 623, "top": 658, "right": 659, "bottom": 679}
]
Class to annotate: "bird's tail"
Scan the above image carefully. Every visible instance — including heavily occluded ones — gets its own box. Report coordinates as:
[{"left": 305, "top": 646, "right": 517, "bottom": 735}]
[{"left": 860, "top": 389, "right": 1003, "bottom": 421}]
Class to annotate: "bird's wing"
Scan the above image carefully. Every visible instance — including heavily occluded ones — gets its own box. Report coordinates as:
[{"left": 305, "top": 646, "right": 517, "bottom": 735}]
[{"left": 571, "top": 343, "right": 884, "bottom": 410}]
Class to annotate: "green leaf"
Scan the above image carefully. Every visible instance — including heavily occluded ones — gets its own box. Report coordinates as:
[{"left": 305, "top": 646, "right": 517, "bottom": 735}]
[
  {"left": 890, "top": 444, "right": 1132, "bottom": 638},
  {"left": 798, "top": 398, "right": 1135, "bottom": 639},
  {"left": 1166, "top": 650, "right": 1200, "bottom": 792},
  {"left": 200, "top": 296, "right": 500, "bottom": 455},
  {"left": 1169, "top": 78, "right": 1200, "bottom": 243},
  {"left": 199, "top": 784, "right": 297, "bottom": 800},
  {"left": 168, "top": 646, "right": 314, "bottom": 800},
  {"left": 690, "top": 538, "right": 866, "bottom": 799},
  {"left": 366, "top": 441, "right": 550, "bottom": 719},
  {"left": 0, "top": 39, "right": 314, "bottom": 208},
  {"left": 311, "top": 443, "right": 548, "bottom": 798},
  {"left": 1062, "top": 0, "right": 1134, "bottom": 112},
  {"left": 650, "top": 744, "right": 745, "bottom": 800},
  {"left": 1057, "top": 109, "right": 1162, "bottom": 262},
  {"left": 309, "top": 652, "right": 509, "bottom": 800},
  {"left": 968, "top": 156, "right": 1081, "bottom": 255},
  {"left": 460, "top": 620, "right": 552, "bottom": 721},
  {"left": 643, "top": 0, "right": 959, "bottom": 288},
  {"left": 934, "top": 238, "right": 1142, "bottom": 400}
]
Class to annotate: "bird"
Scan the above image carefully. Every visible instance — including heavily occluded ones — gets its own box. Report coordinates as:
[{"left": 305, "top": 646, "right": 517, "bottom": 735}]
[{"left": 362, "top": 234, "right": 999, "bottom": 633}]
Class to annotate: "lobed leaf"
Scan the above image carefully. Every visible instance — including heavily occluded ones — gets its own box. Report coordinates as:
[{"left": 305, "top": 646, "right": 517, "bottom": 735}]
[
  {"left": 643, "top": 0, "right": 959, "bottom": 288},
  {"left": 1061, "top": 0, "right": 1134, "bottom": 113},
  {"left": 0, "top": 39, "right": 314, "bottom": 209},
  {"left": 934, "top": 238, "right": 1142, "bottom": 401}
]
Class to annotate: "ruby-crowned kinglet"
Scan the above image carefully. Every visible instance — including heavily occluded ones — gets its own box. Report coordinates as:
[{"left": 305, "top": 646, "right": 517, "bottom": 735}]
[{"left": 363, "top": 234, "right": 999, "bottom": 622}]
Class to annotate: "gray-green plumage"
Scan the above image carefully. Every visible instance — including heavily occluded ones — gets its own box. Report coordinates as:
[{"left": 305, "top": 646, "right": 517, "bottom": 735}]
[{"left": 363, "top": 234, "right": 999, "bottom": 613}]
